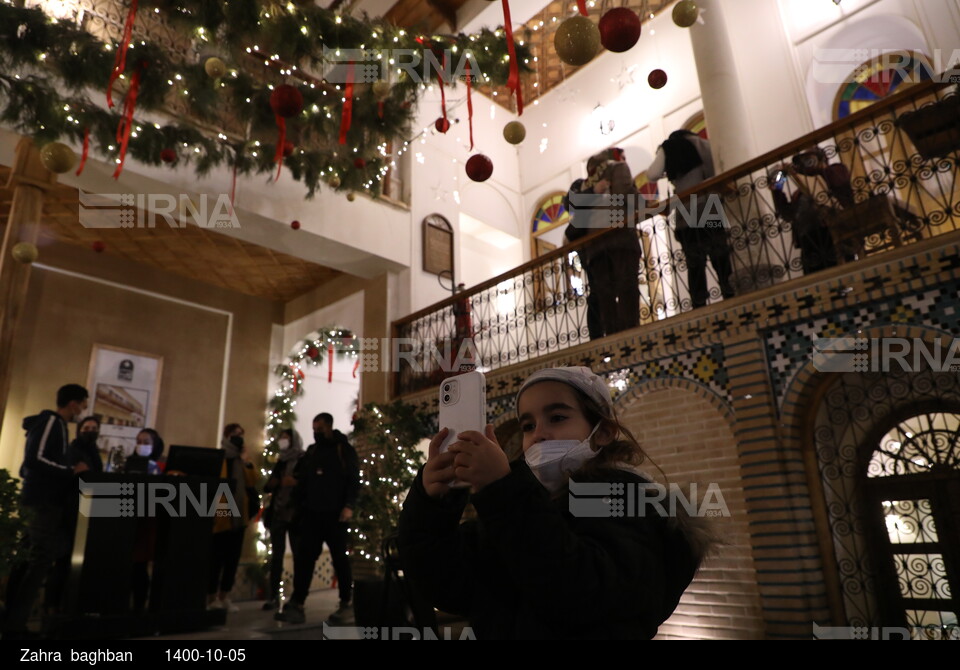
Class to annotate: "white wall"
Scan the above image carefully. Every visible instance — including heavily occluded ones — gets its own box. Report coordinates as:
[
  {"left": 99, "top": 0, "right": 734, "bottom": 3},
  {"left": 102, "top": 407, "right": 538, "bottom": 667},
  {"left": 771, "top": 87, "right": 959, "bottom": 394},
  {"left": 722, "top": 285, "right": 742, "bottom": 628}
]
[{"left": 780, "top": 0, "right": 960, "bottom": 129}]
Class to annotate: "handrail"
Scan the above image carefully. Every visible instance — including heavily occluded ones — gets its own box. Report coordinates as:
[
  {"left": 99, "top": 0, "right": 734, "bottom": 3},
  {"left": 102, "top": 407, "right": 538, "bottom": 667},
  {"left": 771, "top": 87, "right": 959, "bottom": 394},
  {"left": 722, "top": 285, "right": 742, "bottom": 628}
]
[{"left": 394, "top": 78, "right": 955, "bottom": 330}]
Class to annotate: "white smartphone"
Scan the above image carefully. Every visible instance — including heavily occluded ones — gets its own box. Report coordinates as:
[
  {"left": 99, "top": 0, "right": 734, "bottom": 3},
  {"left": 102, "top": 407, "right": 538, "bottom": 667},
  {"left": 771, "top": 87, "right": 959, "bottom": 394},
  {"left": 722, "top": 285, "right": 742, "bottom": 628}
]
[{"left": 438, "top": 371, "right": 487, "bottom": 487}]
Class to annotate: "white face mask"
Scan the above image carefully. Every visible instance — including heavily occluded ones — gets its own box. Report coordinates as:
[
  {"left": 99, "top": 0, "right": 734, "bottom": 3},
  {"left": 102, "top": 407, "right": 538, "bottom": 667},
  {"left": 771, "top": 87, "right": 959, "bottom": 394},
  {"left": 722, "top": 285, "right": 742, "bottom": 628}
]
[
  {"left": 277, "top": 438, "right": 291, "bottom": 451},
  {"left": 523, "top": 424, "right": 601, "bottom": 493},
  {"left": 136, "top": 443, "right": 153, "bottom": 458}
]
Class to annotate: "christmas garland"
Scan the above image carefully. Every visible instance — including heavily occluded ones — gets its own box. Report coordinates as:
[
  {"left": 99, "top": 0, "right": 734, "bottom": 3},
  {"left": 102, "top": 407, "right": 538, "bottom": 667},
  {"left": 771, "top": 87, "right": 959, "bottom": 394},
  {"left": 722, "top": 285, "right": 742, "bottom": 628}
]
[
  {"left": 262, "top": 327, "right": 360, "bottom": 475},
  {"left": 0, "top": 2, "right": 531, "bottom": 197}
]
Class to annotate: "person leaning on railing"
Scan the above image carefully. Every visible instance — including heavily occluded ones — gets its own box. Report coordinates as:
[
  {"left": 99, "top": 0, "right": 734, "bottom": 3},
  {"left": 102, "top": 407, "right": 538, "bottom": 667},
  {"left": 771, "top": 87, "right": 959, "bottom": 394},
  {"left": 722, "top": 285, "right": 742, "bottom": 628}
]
[
  {"left": 562, "top": 149, "right": 642, "bottom": 339},
  {"left": 768, "top": 164, "right": 839, "bottom": 275},
  {"left": 646, "top": 131, "right": 735, "bottom": 309}
]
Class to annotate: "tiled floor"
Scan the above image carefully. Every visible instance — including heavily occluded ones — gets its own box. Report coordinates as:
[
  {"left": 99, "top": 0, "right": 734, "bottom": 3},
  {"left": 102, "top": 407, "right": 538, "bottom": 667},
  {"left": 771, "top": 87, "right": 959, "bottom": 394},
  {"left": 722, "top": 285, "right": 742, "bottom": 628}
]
[{"left": 132, "top": 588, "right": 345, "bottom": 641}]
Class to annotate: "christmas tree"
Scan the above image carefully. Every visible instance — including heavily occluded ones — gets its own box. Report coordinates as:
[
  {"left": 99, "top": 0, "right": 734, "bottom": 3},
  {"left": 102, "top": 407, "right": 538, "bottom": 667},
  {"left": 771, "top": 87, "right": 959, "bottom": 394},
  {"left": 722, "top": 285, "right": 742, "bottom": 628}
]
[{"left": 349, "top": 401, "right": 430, "bottom": 575}]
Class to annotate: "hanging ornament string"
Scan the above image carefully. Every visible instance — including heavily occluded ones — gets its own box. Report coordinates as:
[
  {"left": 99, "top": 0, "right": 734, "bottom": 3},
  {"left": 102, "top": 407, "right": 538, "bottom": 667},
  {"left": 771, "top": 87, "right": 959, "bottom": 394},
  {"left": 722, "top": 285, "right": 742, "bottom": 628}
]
[
  {"left": 113, "top": 61, "right": 146, "bottom": 179},
  {"left": 438, "top": 52, "right": 448, "bottom": 126},
  {"left": 107, "top": 0, "right": 139, "bottom": 109},
  {"left": 500, "top": 0, "right": 524, "bottom": 116},
  {"left": 577, "top": 0, "right": 588, "bottom": 16},
  {"left": 75, "top": 127, "right": 90, "bottom": 176},
  {"left": 327, "top": 342, "right": 335, "bottom": 382},
  {"left": 339, "top": 61, "right": 355, "bottom": 145},
  {"left": 465, "top": 57, "right": 474, "bottom": 150}
]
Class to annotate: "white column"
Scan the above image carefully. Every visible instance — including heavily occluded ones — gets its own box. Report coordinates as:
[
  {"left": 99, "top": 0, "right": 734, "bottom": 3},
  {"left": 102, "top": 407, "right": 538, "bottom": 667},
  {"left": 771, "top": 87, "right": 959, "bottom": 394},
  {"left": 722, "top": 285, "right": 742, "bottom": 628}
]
[{"left": 688, "top": 0, "right": 758, "bottom": 173}]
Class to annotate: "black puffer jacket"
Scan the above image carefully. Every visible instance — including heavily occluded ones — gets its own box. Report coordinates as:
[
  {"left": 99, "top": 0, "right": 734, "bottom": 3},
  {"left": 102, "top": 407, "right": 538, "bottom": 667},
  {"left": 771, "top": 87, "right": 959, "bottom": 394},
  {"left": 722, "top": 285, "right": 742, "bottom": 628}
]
[{"left": 398, "top": 461, "right": 701, "bottom": 639}]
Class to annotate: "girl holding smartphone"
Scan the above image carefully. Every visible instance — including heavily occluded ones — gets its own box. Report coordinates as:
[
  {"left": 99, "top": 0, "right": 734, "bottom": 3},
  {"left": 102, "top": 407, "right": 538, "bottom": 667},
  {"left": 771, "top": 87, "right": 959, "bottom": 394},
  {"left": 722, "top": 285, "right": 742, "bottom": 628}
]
[{"left": 399, "top": 367, "right": 710, "bottom": 639}]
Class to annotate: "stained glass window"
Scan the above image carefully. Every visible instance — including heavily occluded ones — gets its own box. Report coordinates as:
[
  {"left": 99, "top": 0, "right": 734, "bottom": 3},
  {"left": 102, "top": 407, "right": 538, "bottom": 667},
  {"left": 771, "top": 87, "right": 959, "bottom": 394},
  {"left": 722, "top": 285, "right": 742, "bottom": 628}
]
[
  {"left": 531, "top": 192, "right": 570, "bottom": 234},
  {"left": 833, "top": 51, "right": 934, "bottom": 120}
]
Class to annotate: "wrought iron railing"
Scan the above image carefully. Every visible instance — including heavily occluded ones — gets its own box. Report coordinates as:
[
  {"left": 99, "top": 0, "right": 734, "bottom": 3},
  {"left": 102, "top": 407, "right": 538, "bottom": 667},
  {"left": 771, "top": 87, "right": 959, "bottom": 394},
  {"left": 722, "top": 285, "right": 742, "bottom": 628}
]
[{"left": 393, "top": 78, "right": 960, "bottom": 396}]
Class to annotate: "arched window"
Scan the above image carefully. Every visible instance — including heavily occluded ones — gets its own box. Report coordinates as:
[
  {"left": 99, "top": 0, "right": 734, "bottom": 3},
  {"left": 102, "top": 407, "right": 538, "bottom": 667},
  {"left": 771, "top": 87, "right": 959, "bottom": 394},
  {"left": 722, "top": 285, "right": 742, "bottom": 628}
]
[
  {"left": 863, "top": 412, "right": 960, "bottom": 631},
  {"left": 833, "top": 50, "right": 934, "bottom": 121}
]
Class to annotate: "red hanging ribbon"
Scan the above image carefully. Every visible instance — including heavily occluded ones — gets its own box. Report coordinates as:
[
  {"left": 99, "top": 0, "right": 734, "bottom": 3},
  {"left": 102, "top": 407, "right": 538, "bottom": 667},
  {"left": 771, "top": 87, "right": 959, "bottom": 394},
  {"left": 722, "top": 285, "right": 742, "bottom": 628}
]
[
  {"left": 107, "top": 0, "right": 139, "bottom": 109},
  {"left": 75, "top": 127, "right": 90, "bottom": 176},
  {"left": 339, "top": 62, "right": 355, "bottom": 145},
  {"left": 377, "top": 100, "right": 384, "bottom": 119},
  {"left": 112, "top": 61, "right": 146, "bottom": 179},
  {"left": 289, "top": 364, "right": 305, "bottom": 392},
  {"left": 500, "top": 0, "right": 524, "bottom": 116},
  {"left": 438, "top": 53, "right": 448, "bottom": 126},
  {"left": 273, "top": 114, "right": 286, "bottom": 182},
  {"left": 577, "top": 0, "right": 588, "bottom": 16},
  {"left": 327, "top": 343, "right": 335, "bottom": 383},
  {"left": 352, "top": 359, "right": 360, "bottom": 378},
  {"left": 465, "top": 58, "right": 474, "bottom": 151}
]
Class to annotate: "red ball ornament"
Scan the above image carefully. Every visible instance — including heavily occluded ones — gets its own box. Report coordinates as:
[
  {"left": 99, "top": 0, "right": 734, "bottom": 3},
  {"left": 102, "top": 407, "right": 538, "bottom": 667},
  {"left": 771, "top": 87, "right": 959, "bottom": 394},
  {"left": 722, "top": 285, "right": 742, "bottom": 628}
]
[
  {"left": 353, "top": 157, "right": 366, "bottom": 169},
  {"left": 306, "top": 346, "right": 319, "bottom": 359},
  {"left": 435, "top": 117, "right": 451, "bottom": 134},
  {"left": 282, "top": 141, "right": 295, "bottom": 157},
  {"left": 291, "top": 220, "right": 301, "bottom": 230},
  {"left": 465, "top": 154, "right": 493, "bottom": 182},
  {"left": 270, "top": 84, "right": 304, "bottom": 118},
  {"left": 599, "top": 8, "right": 642, "bottom": 53},
  {"left": 91, "top": 241, "right": 106, "bottom": 253},
  {"left": 648, "top": 69, "right": 668, "bottom": 89},
  {"left": 160, "top": 148, "right": 177, "bottom": 164}
]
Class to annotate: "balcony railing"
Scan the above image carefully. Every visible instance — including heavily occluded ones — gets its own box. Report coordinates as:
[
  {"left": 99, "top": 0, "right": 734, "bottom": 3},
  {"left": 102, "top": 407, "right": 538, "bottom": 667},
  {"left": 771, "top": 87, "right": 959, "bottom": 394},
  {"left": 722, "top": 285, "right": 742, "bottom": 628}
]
[{"left": 393, "top": 77, "right": 960, "bottom": 396}]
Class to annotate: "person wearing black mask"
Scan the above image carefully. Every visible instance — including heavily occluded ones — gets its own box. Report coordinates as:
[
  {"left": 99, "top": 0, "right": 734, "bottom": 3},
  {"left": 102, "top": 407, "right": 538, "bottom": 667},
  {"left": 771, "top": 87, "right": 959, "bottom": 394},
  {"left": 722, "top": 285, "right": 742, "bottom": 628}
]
[
  {"left": 275, "top": 413, "right": 358, "bottom": 625},
  {"left": 208, "top": 424, "right": 258, "bottom": 612}
]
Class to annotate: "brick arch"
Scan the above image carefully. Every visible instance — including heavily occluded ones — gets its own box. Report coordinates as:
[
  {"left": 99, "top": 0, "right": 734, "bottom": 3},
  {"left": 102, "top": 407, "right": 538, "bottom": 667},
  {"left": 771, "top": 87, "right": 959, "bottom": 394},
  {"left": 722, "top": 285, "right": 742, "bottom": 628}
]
[
  {"left": 616, "top": 376, "right": 735, "bottom": 430},
  {"left": 780, "top": 322, "right": 958, "bottom": 446},
  {"left": 778, "top": 321, "right": 960, "bottom": 626},
  {"left": 616, "top": 384, "right": 766, "bottom": 639}
]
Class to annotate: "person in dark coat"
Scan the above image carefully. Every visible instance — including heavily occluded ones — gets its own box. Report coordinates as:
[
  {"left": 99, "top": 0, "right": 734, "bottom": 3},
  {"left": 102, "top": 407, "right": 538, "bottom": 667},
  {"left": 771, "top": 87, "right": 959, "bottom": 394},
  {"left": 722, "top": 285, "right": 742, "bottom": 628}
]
[
  {"left": 261, "top": 428, "right": 305, "bottom": 611},
  {"left": 398, "top": 367, "right": 710, "bottom": 639},
  {"left": 275, "top": 414, "right": 359, "bottom": 625},
  {"left": 3, "top": 384, "right": 89, "bottom": 638},
  {"left": 565, "top": 149, "right": 643, "bottom": 339},
  {"left": 647, "top": 130, "right": 735, "bottom": 308},
  {"left": 43, "top": 416, "right": 103, "bottom": 615}
]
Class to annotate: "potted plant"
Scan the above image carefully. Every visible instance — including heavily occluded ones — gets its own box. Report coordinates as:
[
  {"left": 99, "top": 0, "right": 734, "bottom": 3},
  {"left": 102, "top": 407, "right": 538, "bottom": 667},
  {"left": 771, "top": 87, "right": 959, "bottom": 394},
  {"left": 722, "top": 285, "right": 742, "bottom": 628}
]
[{"left": 0, "top": 470, "right": 29, "bottom": 620}]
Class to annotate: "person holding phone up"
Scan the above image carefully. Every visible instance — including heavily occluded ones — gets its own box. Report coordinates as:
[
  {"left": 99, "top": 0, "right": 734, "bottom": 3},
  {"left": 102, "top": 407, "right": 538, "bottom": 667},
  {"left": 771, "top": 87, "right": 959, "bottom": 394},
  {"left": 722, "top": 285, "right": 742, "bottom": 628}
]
[{"left": 398, "top": 367, "right": 711, "bottom": 639}]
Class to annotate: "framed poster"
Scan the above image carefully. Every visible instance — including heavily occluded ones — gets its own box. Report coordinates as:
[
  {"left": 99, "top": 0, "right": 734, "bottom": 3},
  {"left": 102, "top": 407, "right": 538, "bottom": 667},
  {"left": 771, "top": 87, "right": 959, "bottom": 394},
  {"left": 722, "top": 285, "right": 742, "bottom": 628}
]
[
  {"left": 423, "top": 214, "right": 454, "bottom": 276},
  {"left": 86, "top": 344, "right": 163, "bottom": 461}
]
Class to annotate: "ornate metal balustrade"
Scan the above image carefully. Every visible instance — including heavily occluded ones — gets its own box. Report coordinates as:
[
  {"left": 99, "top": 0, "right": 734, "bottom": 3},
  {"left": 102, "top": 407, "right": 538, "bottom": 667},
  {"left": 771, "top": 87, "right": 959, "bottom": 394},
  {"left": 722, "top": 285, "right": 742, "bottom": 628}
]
[{"left": 393, "top": 78, "right": 960, "bottom": 396}]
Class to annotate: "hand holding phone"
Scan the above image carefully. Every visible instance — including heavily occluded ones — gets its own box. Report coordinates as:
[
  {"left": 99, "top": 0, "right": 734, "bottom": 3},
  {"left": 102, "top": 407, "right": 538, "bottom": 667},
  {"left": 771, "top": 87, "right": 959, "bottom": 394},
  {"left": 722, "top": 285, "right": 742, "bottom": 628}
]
[{"left": 438, "top": 371, "right": 486, "bottom": 488}]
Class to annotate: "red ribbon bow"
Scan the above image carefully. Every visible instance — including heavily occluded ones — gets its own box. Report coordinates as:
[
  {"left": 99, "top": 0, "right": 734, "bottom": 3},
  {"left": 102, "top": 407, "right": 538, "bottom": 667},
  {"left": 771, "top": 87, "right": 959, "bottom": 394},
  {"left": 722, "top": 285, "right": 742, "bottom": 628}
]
[
  {"left": 500, "top": 0, "right": 524, "bottom": 116},
  {"left": 75, "top": 127, "right": 90, "bottom": 177},
  {"left": 113, "top": 61, "right": 147, "bottom": 179},
  {"left": 339, "top": 62, "right": 355, "bottom": 145},
  {"left": 107, "top": 0, "right": 139, "bottom": 109}
]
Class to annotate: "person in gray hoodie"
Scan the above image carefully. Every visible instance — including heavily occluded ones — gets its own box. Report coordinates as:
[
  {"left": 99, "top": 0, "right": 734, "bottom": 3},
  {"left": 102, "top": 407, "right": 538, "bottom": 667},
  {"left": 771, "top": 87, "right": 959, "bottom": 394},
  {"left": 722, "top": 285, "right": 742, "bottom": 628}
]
[{"left": 261, "top": 428, "right": 305, "bottom": 611}]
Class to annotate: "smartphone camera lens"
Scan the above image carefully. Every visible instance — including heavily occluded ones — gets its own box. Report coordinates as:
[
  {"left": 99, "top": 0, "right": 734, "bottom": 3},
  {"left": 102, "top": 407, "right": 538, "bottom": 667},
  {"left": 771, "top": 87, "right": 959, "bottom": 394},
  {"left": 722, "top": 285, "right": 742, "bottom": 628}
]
[
  {"left": 443, "top": 394, "right": 451, "bottom": 403},
  {"left": 443, "top": 384, "right": 451, "bottom": 392}
]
